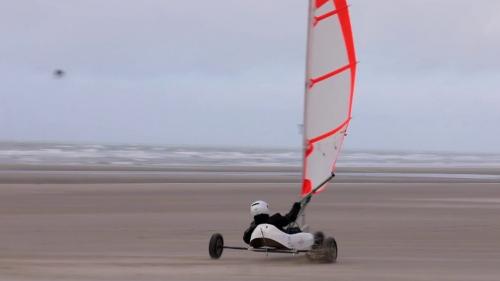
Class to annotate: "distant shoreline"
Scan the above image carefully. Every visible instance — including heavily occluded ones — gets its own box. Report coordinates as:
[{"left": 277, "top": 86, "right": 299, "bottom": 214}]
[{"left": 1, "top": 163, "right": 499, "bottom": 184}]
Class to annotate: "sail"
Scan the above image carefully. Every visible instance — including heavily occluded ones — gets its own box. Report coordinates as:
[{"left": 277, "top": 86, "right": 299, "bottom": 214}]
[{"left": 301, "top": 0, "right": 357, "bottom": 196}]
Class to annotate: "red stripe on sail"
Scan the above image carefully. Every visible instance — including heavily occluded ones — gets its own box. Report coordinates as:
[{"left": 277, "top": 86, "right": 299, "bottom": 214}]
[
  {"left": 301, "top": 158, "right": 309, "bottom": 196},
  {"left": 309, "top": 118, "right": 350, "bottom": 144},
  {"left": 301, "top": 178, "right": 313, "bottom": 196},
  {"left": 315, "top": 0, "right": 330, "bottom": 8},
  {"left": 334, "top": 0, "right": 357, "bottom": 67},
  {"left": 305, "top": 143, "right": 314, "bottom": 157},
  {"left": 334, "top": 0, "right": 357, "bottom": 121},
  {"left": 348, "top": 65, "right": 357, "bottom": 117},
  {"left": 314, "top": 9, "right": 339, "bottom": 26},
  {"left": 308, "top": 63, "right": 351, "bottom": 89},
  {"left": 313, "top": 4, "right": 349, "bottom": 26}
]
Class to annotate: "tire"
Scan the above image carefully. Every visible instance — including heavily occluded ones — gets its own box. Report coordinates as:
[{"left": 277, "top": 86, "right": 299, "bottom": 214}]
[
  {"left": 209, "top": 233, "right": 224, "bottom": 259},
  {"left": 323, "top": 237, "right": 338, "bottom": 263}
]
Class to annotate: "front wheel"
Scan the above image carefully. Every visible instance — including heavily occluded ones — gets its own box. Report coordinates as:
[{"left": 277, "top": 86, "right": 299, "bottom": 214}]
[
  {"left": 323, "top": 237, "right": 338, "bottom": 263},
  {"left": 209, "top": 233, "right": 224, "bottom": 259}
]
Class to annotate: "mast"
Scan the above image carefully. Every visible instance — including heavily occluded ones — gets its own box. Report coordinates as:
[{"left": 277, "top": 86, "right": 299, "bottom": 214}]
[{"left": 299, "top": 0, "right": 315, "bottom": 228}]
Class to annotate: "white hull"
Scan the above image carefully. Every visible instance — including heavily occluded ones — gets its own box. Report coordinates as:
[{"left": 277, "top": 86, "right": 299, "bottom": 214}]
[{"left": 249, "top": 224, "right": 314, "bottom": 251}]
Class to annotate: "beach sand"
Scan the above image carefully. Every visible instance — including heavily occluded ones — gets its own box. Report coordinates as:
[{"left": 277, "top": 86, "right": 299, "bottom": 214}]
[{"left": 0, "top": 166, "right": 499, "bottom": 281}]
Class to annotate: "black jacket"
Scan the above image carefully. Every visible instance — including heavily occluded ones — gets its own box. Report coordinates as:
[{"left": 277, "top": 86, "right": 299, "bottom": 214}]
[{"left": 243, "top": 202, "right": 301, "bottom": 244}]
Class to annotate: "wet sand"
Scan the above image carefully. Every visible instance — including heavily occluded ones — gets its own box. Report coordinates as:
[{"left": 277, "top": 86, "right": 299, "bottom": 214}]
[{"left": 1, "top": 167, "right": 500, "bottom": 280}]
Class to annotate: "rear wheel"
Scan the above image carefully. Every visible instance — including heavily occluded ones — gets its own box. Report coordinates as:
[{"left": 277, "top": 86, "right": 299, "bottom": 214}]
[
  {"left": 323, "top": 237, "right": 338, "bottom": 263},
  {"left": 209, "top": 233, "right": 224, "bottom": 259}
]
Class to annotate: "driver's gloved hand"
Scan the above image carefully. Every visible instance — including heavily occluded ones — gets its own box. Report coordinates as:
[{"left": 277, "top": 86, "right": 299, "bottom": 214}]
[{"left": 293, "top": 202, "right": 301, "bottom": 210}]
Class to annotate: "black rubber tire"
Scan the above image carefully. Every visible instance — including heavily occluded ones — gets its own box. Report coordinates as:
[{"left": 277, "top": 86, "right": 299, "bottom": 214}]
[
  {"left": 323, "top": 237, "right": 338, "bottom": 263},
  {"left": 209, "top": 233, "right": 224, "bottom": 259}
]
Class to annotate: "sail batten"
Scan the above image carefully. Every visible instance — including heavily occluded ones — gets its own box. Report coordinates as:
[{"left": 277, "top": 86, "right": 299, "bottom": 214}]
[
  {"left": 309, "top": 63, "right": 352, "bottom": 88},
  {"left": 301, "top": 0, "right": 357, "bottom": 196},
  {"left": 309, "top": 117, "right": 350, "bottom": 144}
]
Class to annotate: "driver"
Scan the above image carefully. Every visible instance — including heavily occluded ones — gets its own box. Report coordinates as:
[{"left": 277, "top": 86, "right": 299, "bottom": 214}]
[{"left": 243, "top": 200, "right": 302, "bottom": 244}]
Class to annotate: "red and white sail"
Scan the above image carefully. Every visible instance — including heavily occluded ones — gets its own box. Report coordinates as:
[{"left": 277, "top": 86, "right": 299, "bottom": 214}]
[{"left": 301, "top": 0, "right": 357, "bottom": 196}]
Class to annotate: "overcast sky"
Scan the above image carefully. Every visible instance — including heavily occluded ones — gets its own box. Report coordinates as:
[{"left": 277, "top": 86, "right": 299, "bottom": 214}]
[{"left": 1, "top": 0, "right": 499, "bottom": 152}]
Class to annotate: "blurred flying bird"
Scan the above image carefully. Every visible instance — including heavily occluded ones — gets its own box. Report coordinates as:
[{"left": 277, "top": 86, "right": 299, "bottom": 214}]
[{"left": 53, "top": 69, "right": 65, "bottom": 79}]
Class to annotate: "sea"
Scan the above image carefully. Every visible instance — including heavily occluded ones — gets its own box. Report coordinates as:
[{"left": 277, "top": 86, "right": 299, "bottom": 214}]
[{"left": 1, "top": 141, "right": 499, "bottom": 168}]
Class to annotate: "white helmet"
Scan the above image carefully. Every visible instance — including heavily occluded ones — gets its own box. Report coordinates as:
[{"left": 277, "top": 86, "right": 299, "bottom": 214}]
[{"left": 250, "top": 200, "right": 270, "bottom": 217}]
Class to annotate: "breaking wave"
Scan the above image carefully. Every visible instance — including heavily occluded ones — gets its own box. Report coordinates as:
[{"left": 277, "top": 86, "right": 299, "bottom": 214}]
[{"left": 0, "top": 142, "right": 499, "bottom": 167}]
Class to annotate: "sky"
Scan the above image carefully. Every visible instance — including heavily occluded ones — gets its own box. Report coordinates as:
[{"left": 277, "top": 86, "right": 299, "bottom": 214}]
[{"left": 1, "top": 0, "right": 500, "bottom": 152}]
